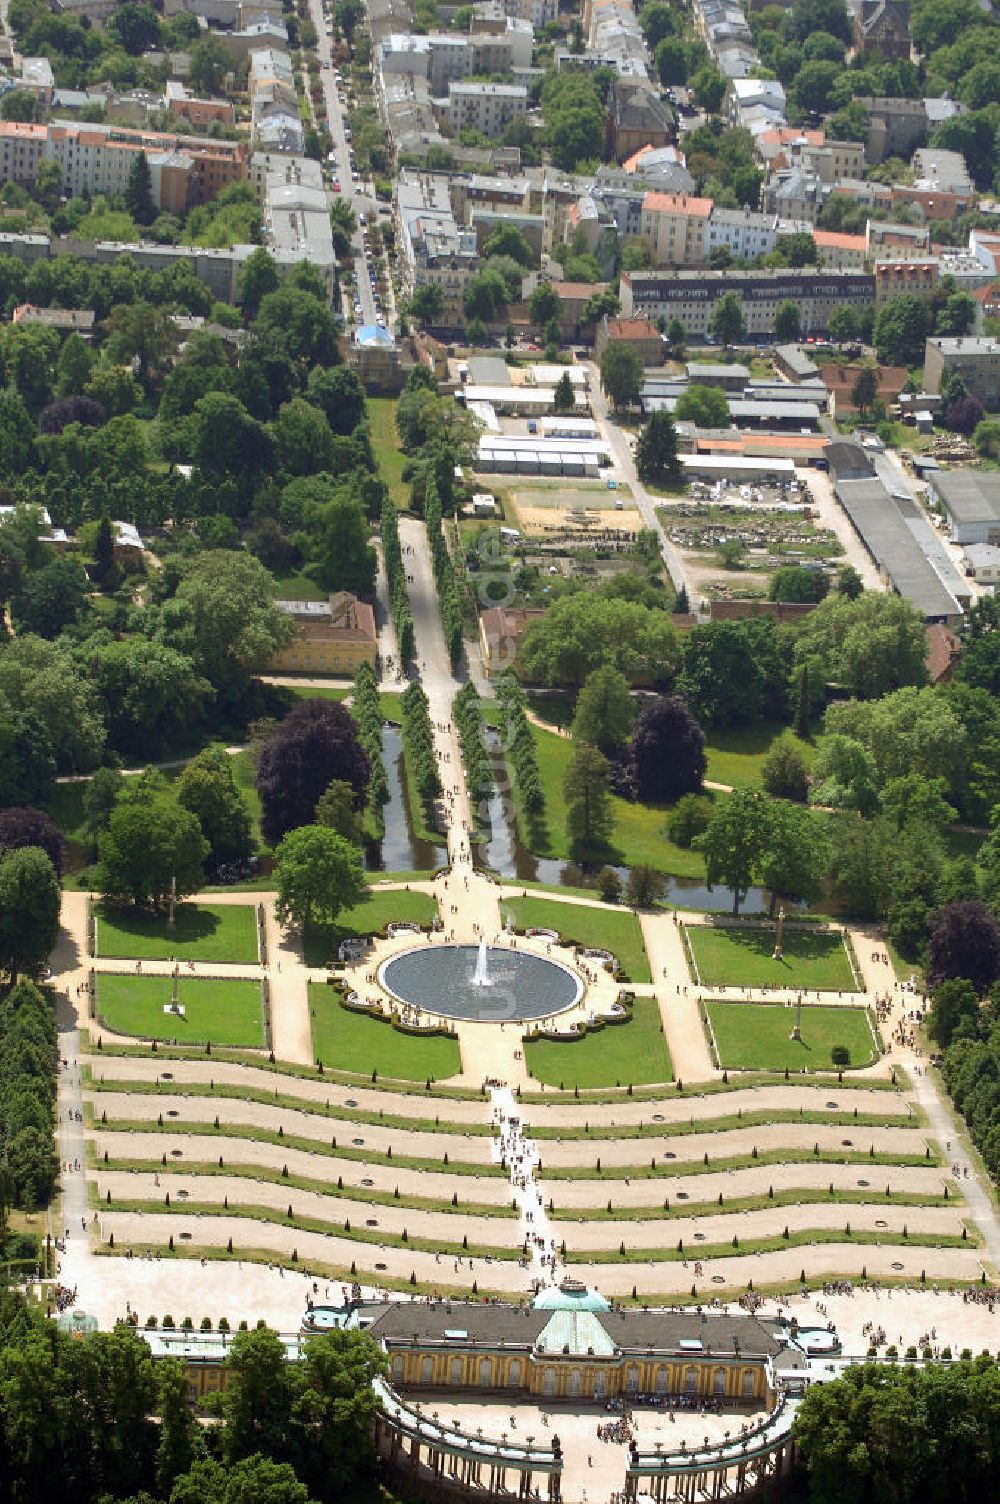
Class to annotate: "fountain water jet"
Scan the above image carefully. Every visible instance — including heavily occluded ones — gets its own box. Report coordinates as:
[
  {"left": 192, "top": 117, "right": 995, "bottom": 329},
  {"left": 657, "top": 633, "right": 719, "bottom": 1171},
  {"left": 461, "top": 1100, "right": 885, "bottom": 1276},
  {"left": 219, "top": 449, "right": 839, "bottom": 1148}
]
[{"left": 473, "top": 937, "right": 492, "bottom": 987}]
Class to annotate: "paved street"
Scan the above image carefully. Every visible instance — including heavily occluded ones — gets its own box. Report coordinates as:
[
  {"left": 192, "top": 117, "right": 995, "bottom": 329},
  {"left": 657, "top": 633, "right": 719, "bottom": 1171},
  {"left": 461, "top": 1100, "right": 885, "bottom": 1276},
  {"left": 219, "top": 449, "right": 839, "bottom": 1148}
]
[
  {"left": 586, "top": 363, "right": 695, "bottom": 603},
  {"left": 306, "top": 0, "right": 383, "bottom": 331}
]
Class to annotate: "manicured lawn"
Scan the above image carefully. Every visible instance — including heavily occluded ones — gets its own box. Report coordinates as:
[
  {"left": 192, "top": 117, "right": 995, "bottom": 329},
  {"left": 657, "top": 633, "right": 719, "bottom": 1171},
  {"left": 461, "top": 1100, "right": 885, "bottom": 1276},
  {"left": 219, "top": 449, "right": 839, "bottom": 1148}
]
[
  {"left": 308, "top": 985, "right": 461, "bottom": 1079},
  {"left": 93, "top": 902, "right": 259, "bottom": 964},
  {"left": 887, "top": 937, "right": 924, "bottom": 989},
  {"left": 378, "top": 691, "right": 405, "bottom": 723},
  {"left": 271, "top": 572, "right": 327, "bottom": 601},
  {"left": 686, "top": 925, "right": 856, "bottom": 991},
  {"left": 286, "top": 685, "right": 351, "bottom": 700},
  {"left": 96, "top": 975, "right": 265, "bottom": 1046},
  {"left": 499, "top": 895, "right": 651, "bottom": 982},
  {"left": 706, "top": 1001, "right": 877, "bottom": 1072},
  {"left": 526, "top": 693, "right": 574, "bottom": 730},
  {"left": 302, "top": 888, "right": 438, "bottom": 968},
  {"left": 515, "top": 722, "right": 706, "bottom": 879},
  {"left": 705, "top": 722, "right": 815, "bottom": 790},
  {"left": 229, "top": 748, "right": 266, "bottom": 853},
  {"left": 525, "top": 997, "right": 671, "bottom": 1088},
  {"left": 368, "top": 396, "right": 408, "bottom": 509}
]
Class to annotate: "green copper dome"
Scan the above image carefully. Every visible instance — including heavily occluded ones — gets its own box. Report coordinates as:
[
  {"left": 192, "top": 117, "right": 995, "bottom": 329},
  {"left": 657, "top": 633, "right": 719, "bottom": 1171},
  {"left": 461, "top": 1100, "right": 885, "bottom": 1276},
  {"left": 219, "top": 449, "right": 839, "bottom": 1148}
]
[{"left": 532, "top": 1279, "right": 611, "bottom": 1313}]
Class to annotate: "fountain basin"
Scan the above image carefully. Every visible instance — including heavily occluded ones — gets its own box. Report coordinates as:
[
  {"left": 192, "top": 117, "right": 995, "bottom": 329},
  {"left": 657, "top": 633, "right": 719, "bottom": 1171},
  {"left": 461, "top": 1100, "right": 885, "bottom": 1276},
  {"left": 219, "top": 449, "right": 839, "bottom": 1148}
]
[{"left": 379, "top": 944, "right": 582, "bottom": 1022}]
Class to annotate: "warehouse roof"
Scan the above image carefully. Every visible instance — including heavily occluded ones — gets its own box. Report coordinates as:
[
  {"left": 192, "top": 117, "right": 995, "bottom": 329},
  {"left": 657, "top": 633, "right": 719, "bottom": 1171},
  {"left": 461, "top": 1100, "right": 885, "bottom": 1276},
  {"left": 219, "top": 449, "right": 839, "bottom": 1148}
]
[
  {"left": 927, "top": 468, "right": 1000, "bottom": 526},
  {"left": 835, "top": 478, "right": 964, "bottom": 621}
]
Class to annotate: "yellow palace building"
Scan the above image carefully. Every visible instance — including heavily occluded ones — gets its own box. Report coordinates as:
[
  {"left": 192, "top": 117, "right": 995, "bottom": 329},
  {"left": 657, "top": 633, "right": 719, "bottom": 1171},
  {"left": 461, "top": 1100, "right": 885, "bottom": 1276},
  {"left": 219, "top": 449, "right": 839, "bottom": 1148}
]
[{"left": 321, "top": 1282, "right": 801, "bottom": 1408}]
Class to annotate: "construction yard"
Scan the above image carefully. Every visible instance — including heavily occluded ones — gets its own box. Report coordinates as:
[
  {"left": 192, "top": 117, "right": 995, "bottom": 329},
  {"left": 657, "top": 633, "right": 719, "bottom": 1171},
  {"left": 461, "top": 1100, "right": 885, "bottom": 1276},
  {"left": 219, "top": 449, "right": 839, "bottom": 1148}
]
[{"left": 657, "top": 480, "right": 845, "bottom": 600}]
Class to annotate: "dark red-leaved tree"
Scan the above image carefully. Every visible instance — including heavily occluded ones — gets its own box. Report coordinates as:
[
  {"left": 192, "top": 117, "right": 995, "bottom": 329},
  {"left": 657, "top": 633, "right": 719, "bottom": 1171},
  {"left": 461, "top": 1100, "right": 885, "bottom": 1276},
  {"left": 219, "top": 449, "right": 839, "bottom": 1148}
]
[
  {"left": 37, "top": 396, "right": 106, "bottom": 435},
  {"left": 630, "top": 694, "right": 707, "bottom": 804},
  {"left": 927, "top": 899, "right": 1000, "bottom": 996},
  {"left": 0, "top": 805, "right": 65, "bottom": 876},
  {"left": 256, "top": 699, "right": 369, "bottom": 846}
]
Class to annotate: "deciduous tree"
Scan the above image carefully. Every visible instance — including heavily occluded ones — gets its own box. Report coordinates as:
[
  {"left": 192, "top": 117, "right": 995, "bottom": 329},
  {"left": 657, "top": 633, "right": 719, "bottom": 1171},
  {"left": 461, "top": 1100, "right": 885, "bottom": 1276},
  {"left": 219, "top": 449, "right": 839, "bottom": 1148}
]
[
  {"left": 630, "top": 695, "right": 706, "bottom": 803},
  {"left": 599, "top": 341, "right": 644, "bottom": 411},
  {"left": 0, "top": 806, "right": 64, "bottom": 875},
  {"left": 675, "top": 384, "right": 728, "bottom": 427},
  {"left": 927, "top": 900, "right": 1000, "bottom": 995},
  {"left": 0, "top": 845, "right": 59, "bottom": 983},
  {"left": 709, "top": 291, "right": 746, "bottom": 348},
  {"left": 98, "top": 792, "right": 207, "bottom": 911},
  {"left": 761, "top": 736, "right": 810, "bottom": 803},
  {"left": 256, "top": 700, "right": 369, "bottom": 846},
  {"left": 697, "top": 788, "right": 770, "bottom": 915},
  {"left": 274, "top": 824, "right": 366, "bottom": 930},
  {"left": 176, "top": 747, "right": 253, "bottom": 868}
]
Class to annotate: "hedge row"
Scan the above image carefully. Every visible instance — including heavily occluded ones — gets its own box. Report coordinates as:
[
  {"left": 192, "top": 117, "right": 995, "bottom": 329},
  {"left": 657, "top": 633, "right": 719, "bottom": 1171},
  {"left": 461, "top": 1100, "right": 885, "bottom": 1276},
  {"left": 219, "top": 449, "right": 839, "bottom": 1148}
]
[
  {"left": 0, "top": 979, "right": 58, "bottom": 1210},
  {"left": 352, "top": 661, "right": 389, "bottom": 840},
  {"left": 381, "top": 494, "right": 414, "bottom": 664},
  {"left": 453, "top": 682, "right": 493, "bottom": 808},
  {"left": 401, "top": 681, "right": 442, "bottom": 826},
  {"left": 424, "top": 476, "right": 463, "bottom": 669},
  {"left": 496, "top": 671, "right": 545, "bottom": 826}
]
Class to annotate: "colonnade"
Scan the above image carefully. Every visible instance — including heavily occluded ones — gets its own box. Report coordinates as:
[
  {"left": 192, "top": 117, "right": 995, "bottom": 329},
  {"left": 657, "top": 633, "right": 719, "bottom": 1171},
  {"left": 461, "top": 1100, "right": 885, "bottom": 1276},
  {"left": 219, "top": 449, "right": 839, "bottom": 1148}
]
[{"left": 373, "top": 1384, "right": 563, "bottom": 1501}]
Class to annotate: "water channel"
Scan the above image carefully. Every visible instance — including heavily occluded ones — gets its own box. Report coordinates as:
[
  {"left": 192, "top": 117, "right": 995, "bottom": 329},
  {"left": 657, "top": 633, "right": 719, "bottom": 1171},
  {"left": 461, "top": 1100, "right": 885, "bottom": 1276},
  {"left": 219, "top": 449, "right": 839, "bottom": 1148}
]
[{"left": 364, "top": 724, "right": 445, "bottom": 875}]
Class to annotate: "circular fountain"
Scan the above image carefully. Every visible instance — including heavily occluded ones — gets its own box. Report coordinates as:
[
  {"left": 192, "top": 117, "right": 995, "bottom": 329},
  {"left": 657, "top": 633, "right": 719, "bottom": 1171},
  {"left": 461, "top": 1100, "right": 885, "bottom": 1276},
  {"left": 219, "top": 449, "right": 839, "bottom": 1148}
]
[{"left": 379, "top": 940, "right": 582, "bottom": 1023}]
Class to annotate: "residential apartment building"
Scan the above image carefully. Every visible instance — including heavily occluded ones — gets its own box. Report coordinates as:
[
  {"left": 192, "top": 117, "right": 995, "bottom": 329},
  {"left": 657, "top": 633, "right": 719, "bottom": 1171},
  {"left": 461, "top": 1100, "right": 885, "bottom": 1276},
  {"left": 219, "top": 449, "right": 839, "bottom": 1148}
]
[
  {"left": 398, "top": 169, "right": 478, "bottom": 327},
  {"left": 381, "top": 72, "right": 444, "bottom": 155},
  {"left": 44, "top": 121, "right": 248, "bottom": 213},
  {"left": 0, "top": 122, "right": 47, "bottom": 188},
  {"left": 728, "top": 78, "right": 786, "bottom": 131},
  {"left": 813, "top": 229, "right": 867, "bottom": 269},
  {"left": 969, "top": 229, "right": 1000, "bottom": 278},
  {"left": 891, "top": 184, "right": 972, "bottom": 222},
  {"left": 640, "top": 192, "right": 712, "bottom": 266},
  {"left": 873, "top": 257, "right": 939, "bottom": 304},
  {"left": 761, "top": 168, "right": 824, "bottom": 223},
  {"left": 0, "top": 148, "right": 330, "bottom": 303},
  {"left": 911, "top": 146, "right": 972, "bottom": 195},
  {"left": 164, "top": 80, "right": 235, "bottom": 127},
  {"left": 594, "top": 314, "right": 663, "bottom": 364},
  {"left": 857, "top": 96, "right": 926, "bottom": 164},
  {"left": 248, "top": 46, "right": 302, "bottom": 153},
  {"left": 758, "top": 130, "right": 865, "bottom": 185},
  {"left": 380, "top": 22, "right": 532, "bottom": 94},
  {"left": 16, "top": 57, "right": 54, "bottom": 110},
  {"left": 215, "top": 18, "right": 290, "bottom": 62},
  {"left": 503, "top": 0, "right": 556, "bottom": 27},
  {"left": 452, "top": 172, "right": 530, "bottom": 224},
  {"left": 865, "top": 218, "right": 930, "bottom": 258},
  {"left": 621, "top": 267, "right": 875, "bottom": 337},
  {"left": 258, "top": 153, "right": 336, "bottom": 292},
  {"left": 706, "top": 206, "right": 782, "bottom": 261},
  {"left": 472, "top": 19, "right": 533, "bottom": 71},
  {"left": 584, "top": 0, "right": 651, "bottom": 83},
  {"left": 441, "top": 82, "right": 527, "bottom": 136},
  {"left": 367, "top": 0, "right": 415, "bottom": 45},
  {"left": 924, "top": 336, "right": 1000, "bottom": 410}
]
